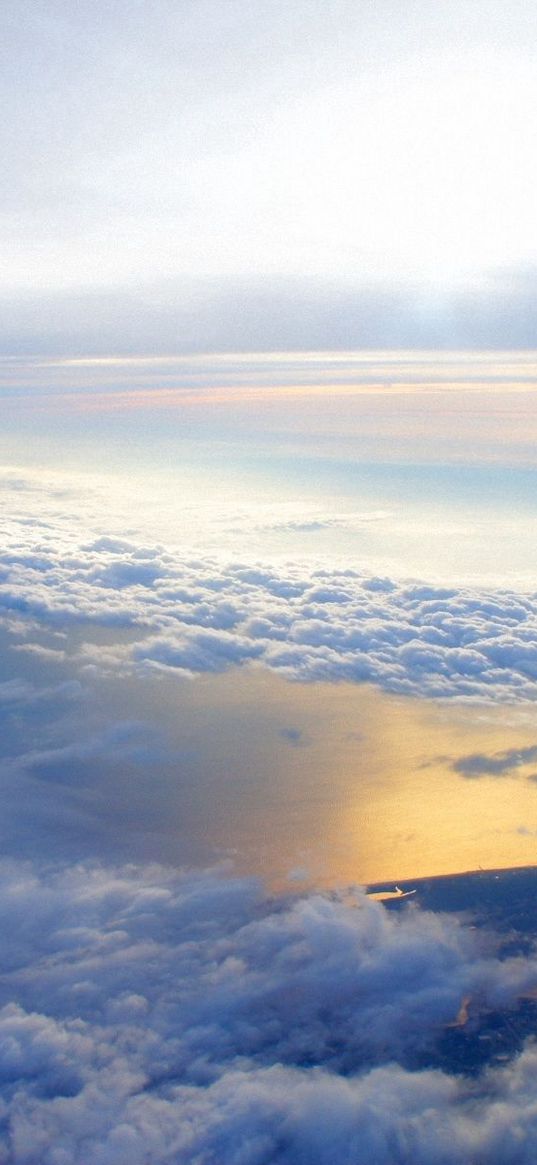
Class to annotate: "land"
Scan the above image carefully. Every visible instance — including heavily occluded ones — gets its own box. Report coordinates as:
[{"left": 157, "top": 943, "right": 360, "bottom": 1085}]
[{"left": 367, "top": 866, "right": 537, "bottom": 1076}]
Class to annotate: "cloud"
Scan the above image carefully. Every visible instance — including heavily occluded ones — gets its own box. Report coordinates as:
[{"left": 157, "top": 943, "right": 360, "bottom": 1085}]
[
  {"left": 1, "top": 720, "right": 168, "bottom": 781},
  {"left": 2, "top": 507, "right": 537, "bottom": 700},
  {"left": 279, "top": 727, "right": 309, "bottom": 747},
  {"left": 0, "top": 859, "right": 537, "bottom": 1162},
  {"left": 8, "top": 270, "right": 537, "bottom": 357},
  {"left": 452, "top": 745, "right": 537, "bottom": 778},
  {"left": 0, "top": 677, "right": 79, "bottom": 709},
  {"left": 254, "top": 513, "right": 390, "bottom": 535}
]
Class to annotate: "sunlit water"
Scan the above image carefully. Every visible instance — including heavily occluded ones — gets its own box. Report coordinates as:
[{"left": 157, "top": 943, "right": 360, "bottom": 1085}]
[{"left": 3, "top": 625, "right": 537, "bottom": 889}]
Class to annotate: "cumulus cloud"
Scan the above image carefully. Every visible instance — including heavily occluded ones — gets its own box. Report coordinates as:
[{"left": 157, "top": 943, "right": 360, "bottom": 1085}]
[
  {"left": 1, "top": 512, "right": 537, "bottom": 700},
  {"left": 0, "top": 859, "right": 537, "bottom": 1163}
]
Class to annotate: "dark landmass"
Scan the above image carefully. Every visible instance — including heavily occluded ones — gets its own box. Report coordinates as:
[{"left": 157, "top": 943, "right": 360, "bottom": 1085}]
[
  {"left": 368, "top": 865, "right": 537, "bottom": 935},
  {"left": 366, "top": 866, "right": 537, "bottom": 1076}
]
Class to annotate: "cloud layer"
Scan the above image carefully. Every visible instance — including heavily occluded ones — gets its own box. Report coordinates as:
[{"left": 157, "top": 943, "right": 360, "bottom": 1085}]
[
  {"left": 2, "top": 507, "right": 537, "bottom": 701},
  {"left": 1, "top": 859, "right": 537, "bottom": 1163}
]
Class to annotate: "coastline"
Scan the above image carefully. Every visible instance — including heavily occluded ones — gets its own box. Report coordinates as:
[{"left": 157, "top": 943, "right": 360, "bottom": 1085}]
[{"left": 367, "top": 864, "right": 537, "bottom": 930}]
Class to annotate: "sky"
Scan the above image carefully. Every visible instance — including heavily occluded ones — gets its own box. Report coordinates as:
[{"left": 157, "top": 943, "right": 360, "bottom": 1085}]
[
  {"left": 3, "top": 350, "right": 537, "bottom": 587},
  {"left": 5, "top": 4, "right": 537, "bottom": 1163},
  {"left": 3, "top": 0, "right": 537, "bottom": 353}
]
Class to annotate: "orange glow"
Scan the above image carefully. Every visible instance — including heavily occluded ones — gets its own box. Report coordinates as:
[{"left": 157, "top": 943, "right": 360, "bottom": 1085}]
[{"left": 145, "top": 669, "right": 537, "bottom": 891}]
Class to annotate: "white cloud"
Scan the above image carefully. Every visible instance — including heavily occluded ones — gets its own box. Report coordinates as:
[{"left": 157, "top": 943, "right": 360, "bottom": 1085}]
[
  {"left": 1, "top": 513, "right": 537, "bottom": 700},
  {"left": 0, "top": 859, "right": 537, "bottom": 1162}
]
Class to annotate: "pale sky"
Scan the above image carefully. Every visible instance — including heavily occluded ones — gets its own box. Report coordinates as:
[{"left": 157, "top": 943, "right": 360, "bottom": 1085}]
[{"left": 3, "top": 1, "right": 537, "bottom": 353}]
